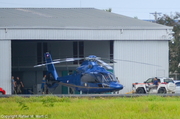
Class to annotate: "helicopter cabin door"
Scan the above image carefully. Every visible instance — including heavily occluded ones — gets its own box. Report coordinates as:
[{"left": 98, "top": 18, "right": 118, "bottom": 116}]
[
  {"left": 61, "top": 71, "right": 69, "bottom": 94},
  {"left": 61, "top": 70, "right": 80, "bottom": 94}
]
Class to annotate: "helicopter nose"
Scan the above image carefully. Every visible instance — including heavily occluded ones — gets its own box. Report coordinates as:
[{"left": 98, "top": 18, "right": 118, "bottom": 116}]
[{"left": 109, "top": 82, "right": 123, "bottom": 90}]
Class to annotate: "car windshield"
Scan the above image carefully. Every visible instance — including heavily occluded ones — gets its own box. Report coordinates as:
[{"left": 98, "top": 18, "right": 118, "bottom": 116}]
[
  {"left": 164, "top": 78, "right": 174, "bottom": 83},
  {"left": 145, "top": 78, "right": 153, "bottom": 83}
]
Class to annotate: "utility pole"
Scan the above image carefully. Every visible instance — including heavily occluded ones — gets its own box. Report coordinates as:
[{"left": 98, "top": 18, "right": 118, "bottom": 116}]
[
  {"left": 80, "top": 0, "right": 81, "bottom": 7},
  {"left": 150, "top": 11, "right": 162, "bottom": 22}
]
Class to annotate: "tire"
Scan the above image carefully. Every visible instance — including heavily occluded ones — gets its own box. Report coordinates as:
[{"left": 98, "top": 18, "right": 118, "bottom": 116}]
[
  {"left": 0, "top": 92, "right": 3, "bottom": 95},
  {"left": 136, "top": 87, "right": 145, "bottom": 94},
  {"left": 158, "top": 87, "right": 167, "bottom": 94}
]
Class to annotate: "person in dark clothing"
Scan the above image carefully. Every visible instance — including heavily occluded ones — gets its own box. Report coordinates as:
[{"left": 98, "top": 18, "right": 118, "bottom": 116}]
[
  {"left": 153, "top": 77, "right": 159, "bottom": 86},
  {"left": 149, "top": 77, "right": 159, "bottom": 89},
  {"left": 15, "top": 77, "right": 24, "bottom": 94},
  {"left": 11, "top": 76, "right": 16, "bottom": 94},
  {"left": 41, "top": 75, "right": 48, "bottom": 94}
]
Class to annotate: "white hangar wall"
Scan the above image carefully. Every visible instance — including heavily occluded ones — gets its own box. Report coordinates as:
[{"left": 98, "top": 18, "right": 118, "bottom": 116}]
[
  {"left": 0, "top": 40, "right": 11, "bottom": 94},
  {"left": 114, "top": 40, "right": 169, "bottom": 94}
]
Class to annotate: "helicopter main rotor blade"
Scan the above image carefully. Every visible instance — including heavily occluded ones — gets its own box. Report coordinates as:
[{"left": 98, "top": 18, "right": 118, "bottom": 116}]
[
  {"left": 34, "top": 64, "right": 46, "bottom": 67},
  {"left": 101, "top": 58, "right": 117, "bottom": 63},
  {"left": 114, "top": 59, "right": 161, "bottom": 67},
  {"left": 59, "top": 58, "right": 84, "bottom": 62},
  {"left": 53, "top": 59, "right": 61, "bottom": 62},
  {"left": 97, "top": 59, "right": 113, "bottom": 69},
  {"left": 65, "top": 58, "right": 84, "bottom": 62},
  {"left": 33, "top": 61, "right": 63, "bottom": 67},
  {"left": 34, "top": 57, "right": 84, "bottom": 67}
]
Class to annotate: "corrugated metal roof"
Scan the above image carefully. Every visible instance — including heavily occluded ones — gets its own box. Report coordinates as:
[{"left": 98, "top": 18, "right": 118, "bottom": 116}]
[{"left": 0, "top": 8, "right": 172, "bottom": 29}]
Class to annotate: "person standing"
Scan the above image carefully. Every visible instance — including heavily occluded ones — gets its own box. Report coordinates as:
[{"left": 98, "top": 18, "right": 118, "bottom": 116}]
[
  {"left": 15, "top": 77, "right": 24, "bottom": 94},
  {"left": 11, "top": 76, "right": 16, "bottom": 94},
  {"left": 41, "top": 75, "right": 47, "bottom": 94}
]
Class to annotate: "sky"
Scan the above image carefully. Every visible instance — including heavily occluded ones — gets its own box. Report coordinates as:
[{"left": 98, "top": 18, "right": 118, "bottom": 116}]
[{"left": 0, "top": 0, "right": 180, "bottom": 20}]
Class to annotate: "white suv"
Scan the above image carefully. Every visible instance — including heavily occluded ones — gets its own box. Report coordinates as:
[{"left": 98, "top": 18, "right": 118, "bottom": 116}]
[{"left": 132, "top": 77, "right": 176, "bottom": 94}]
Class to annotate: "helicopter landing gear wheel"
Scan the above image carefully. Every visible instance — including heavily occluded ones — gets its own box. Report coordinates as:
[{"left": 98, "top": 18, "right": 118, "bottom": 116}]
[{"left": 69, "top": 88, "right": 75, "bottom": 94}]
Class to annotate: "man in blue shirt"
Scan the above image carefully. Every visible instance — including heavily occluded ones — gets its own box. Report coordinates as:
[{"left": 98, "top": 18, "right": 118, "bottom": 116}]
[
  {"left": 148, "top": 77, "right": 159, "bottom": 90},
  {"left": 153, "top": 77, "right": 159, "bottom": 86}
]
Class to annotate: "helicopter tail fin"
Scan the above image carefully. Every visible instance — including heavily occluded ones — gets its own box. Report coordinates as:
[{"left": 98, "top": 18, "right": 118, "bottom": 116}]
[{"left": 44, "top": 52, "right": 59, "bottom": 80}]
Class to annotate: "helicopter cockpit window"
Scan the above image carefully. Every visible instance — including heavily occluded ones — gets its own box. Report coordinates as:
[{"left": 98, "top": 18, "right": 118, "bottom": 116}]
[
  {"left": 81, "top": 74, "right": 99, "bottom": 83},
  {"left": 94, "top": 73, "right": 117, "bottom": 83},
  {"left": 103, "top": 73, "right": 117, "bottom": 82},
  {"left": 81, "top": 73, "right": 117, "bottom": 83},
  {"left": 95, "top": 73, "right": 108, "bottom": 83}
]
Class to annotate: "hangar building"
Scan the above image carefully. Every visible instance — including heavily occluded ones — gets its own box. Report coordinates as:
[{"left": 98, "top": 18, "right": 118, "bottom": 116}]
[{"left": 0, "top": 8, "right": 173, "bottom": 94}]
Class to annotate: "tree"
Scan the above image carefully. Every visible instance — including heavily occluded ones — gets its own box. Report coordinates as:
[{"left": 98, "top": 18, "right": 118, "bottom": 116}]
[
  {"left": 156, "top": 13, "right": 180, "bottom": 74},
  {"left": 105, "top": 8, "right": 112, "bottom": 12},
  {"left": 134, "top": 16, "right": 138, "bottom": 19}
]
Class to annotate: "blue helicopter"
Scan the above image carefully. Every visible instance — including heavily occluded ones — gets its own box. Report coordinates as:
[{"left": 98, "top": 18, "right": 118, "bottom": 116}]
[{"left": 34, "top": 52, "right": 123, "bottom": 94}]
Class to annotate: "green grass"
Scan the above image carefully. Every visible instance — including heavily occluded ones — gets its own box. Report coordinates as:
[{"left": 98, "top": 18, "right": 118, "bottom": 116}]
[{"left": 0, "top": 95, "right": 180, "bottom": 119}]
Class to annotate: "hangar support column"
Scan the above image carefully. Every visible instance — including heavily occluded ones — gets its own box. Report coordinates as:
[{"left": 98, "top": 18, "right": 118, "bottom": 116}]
[{"left": 0, "top": 40, "right": 11, "bottom": 94}]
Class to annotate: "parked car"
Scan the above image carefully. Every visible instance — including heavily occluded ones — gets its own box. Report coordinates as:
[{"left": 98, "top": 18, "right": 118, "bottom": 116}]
[
  {"left": 0, "top": 87, "right": 6, "bottom": 95},
  {"left": 132, "top": 77, "right": 176, "bottom": 94},
  {"left": 174, "top": 80, "right": 180, "bottom": 93}
]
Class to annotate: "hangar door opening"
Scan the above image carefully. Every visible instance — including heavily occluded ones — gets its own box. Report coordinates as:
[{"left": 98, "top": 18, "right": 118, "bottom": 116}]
[{"left": 11, "top": 40, "right": 113, "bottom": 94}]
